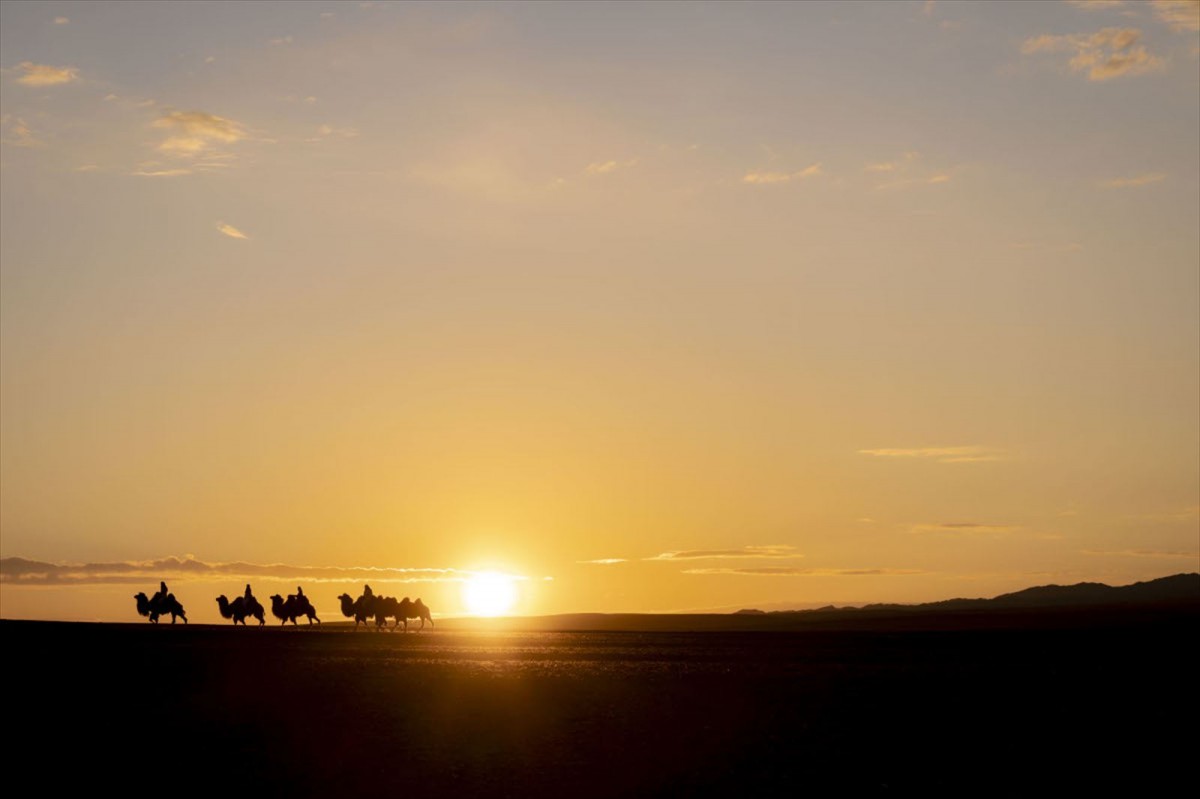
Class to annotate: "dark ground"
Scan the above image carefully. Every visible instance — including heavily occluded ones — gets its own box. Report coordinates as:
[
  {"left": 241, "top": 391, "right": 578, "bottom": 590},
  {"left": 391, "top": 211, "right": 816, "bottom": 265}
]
[{"left": 4, "top": 606, "right": 1196, "bottom": 797}]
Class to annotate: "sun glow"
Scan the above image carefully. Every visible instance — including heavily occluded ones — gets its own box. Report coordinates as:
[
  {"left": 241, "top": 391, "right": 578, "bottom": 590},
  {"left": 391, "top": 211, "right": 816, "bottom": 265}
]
[{"left": 462, "top": 572, "right": 519, "bottom": 617}]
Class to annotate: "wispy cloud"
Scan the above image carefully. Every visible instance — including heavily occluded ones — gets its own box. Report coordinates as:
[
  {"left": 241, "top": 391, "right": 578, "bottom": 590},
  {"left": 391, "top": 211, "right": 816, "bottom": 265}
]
[
  {"left": 584, "top": 158, "right": 637, "bottom": 176},
  {"left": 1066, "top": 1, "right": 1127, "bottom": 9},
  {"left": 742, "top": 163, "right": 822, "bottom": 184},
  {"left": 910, "top": 523, "right": 1020, "bottom": 535},
  {"left": 0, "top": 555, "right": 490, "bottom": 586},
  {"left": 314, "top": 123, "right": 359, "bottom": 140},
  {"left": 683, "top": 567, "right": 924, "bottom": 577},
  {"left": 153, "top": 110, "right": 246, "bottom": 156},
  {"left": 13, "top": 61, "right": 79, "bottom": 86},
  {"left": 648, "top": 546, "right": 802, "bottom": 561},
  {"left": 858, "top": 446, "right": 1003, "bottom": 464},
  {"left": 0, "top": 116, "right": 43, "bottom": 147},
  {"left": 1151, "top": 0, "right": 1200, "bottom": 32},
  {"left": 132, "top": 168, "right": 193, "bottom": 177},
  {"left": 54, "top": 16, "right": 70, "bottom": 25},
  {"left": 216, "top": 223, "right": 249, "bottom": 240},
  {"left": 1098, "top": 172, "right": 1166, "bottom": 188},
  {"left": 1138, "top": 505, "right": 1200, "bottom": 523},
  {"left": 1010, "top": 240, "right": 1085, "bottom": 253},
  {"left": 1082, "top": 548, "right": 1199, "bottom": 559},
  {"left": 269, "top": 35, "right": 294, "bottom": 46},
  {"left": 1021, "top": 28, "right": 1165, "bottom": 81},
  {"left": 864, "top": 152, "right": 954, "bottom": 190},
  {"left": 577, "top": 558, "right": 628, "bottom": 565}
]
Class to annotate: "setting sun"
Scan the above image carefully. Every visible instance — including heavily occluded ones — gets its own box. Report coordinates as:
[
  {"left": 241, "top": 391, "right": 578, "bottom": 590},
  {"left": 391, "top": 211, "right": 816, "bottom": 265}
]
[{"left": 462, "top": 572, "right": 519, "bottom": 617}]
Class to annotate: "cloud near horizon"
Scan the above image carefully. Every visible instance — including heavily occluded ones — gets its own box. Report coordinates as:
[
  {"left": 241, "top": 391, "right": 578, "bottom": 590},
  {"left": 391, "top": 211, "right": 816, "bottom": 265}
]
[
  {"left": 648, "top": 546, "right": 803, "bottom": 561},
  {"left": 1081, "top": 548, "right": 1199, "bottom": 558},
  {"left": 577, "top": 558, "right": 629, "bottom": 565},
  {"left": 0, "top": 555, "right": 493, "bottom": 586},
  {"left": 683, "top": 567, "right": 925, "bottom": 577}
]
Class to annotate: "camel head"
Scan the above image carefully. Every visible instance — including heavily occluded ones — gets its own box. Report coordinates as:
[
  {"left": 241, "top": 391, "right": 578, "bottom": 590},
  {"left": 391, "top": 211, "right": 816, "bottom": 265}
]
[{"left": 270, "top": 594, "right": 285, "bottom": 606}]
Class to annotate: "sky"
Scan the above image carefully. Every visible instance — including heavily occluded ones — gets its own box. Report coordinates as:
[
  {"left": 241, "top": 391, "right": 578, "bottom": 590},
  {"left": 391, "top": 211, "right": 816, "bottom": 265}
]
[{"left": 1, "top": 0, "right": 1197, "bottom": 624}]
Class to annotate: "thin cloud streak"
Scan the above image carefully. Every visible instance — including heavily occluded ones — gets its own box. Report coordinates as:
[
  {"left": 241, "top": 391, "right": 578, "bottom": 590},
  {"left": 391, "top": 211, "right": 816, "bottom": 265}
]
[
  {"left": 217, "top": 223, "right": 249, "bottom": 239},
  {"left": 910, "top": 523, "right": 1019, "bottom": 535},
  {"left": 0, "top": 555, "right": 498, "bottom": 586},
  {"left": 132, "top": 168, "right": 193, "bottom": 177},
  {"left": 1082, "top": 549, "right": 1199, "bottom": 559},
  {"left": 648, "top": 546, "right": 803, "bottom": 561},
  {"left": 584, "top": 158, "right": 636, "bottom": 176},
  {"left": 1098, "top": 172, "right": 1167, "bottom": 188},
  {"left": 683, "top": 567, "right": 925, "bottom": 577},
  {"left": 859, "top": 446, "right": 1003, "bottom": 463},
  {"left": 577, "top": 558, "right": 628, "bottom": 565},
  {"left": 742, "top": 163, "right": 822, "bottom": 184}
]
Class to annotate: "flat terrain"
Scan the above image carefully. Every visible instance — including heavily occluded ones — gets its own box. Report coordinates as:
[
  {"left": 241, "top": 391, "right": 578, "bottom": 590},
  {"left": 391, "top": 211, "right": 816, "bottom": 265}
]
[{"left": 4, "top": 609, "right": 1196, "bottom": 797}]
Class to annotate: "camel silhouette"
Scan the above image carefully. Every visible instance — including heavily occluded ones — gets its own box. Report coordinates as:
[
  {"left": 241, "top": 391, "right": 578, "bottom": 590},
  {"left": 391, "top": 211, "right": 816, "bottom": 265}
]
[
  {"left": 134, "top": 589, "right": 187, "bottom": 624},
  {"left": 270, "top": 593, "right": 320, "bottom": 626},
  {"left": 364, "top": 595, "right": 432, "bottom": 631},
  {"left": 372, "top": 596, "right": 402, "bottom": 630},
  {"left": 215, "top": 594, "right": 266, "bottom": 626},
  {"left": 400, "top": 597, "right": 434, "bottom": 632},
  {"left": 337, "top": 588, "right": 377, "bottom": 630}
]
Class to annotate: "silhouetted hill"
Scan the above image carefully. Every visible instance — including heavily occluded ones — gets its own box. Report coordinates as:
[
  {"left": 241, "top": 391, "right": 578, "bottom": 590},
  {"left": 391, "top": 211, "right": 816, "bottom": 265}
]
[{"left": 857, "top": 572, "right": 1199, "bottom": 612}]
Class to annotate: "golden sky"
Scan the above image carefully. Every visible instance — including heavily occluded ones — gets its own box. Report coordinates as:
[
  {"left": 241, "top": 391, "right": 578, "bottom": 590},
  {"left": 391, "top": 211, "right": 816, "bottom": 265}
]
[{"left": 1, "top": 1, "right": 1197, "bottom": 623}]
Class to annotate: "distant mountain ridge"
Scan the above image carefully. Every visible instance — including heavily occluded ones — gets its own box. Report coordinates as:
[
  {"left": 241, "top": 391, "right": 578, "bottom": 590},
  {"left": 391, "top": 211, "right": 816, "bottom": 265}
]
[{"left": 754, "top": 573, "right": 1200, "bottom": 615}]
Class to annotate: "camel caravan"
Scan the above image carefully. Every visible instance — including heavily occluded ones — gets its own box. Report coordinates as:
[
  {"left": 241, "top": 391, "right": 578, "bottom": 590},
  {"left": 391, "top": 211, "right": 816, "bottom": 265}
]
[
  {"left": 134, "top": 582, "right": 429, "bottom": 630},
  {"left": 337, "top": 584, "right": 434, "bottom": 632}
]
